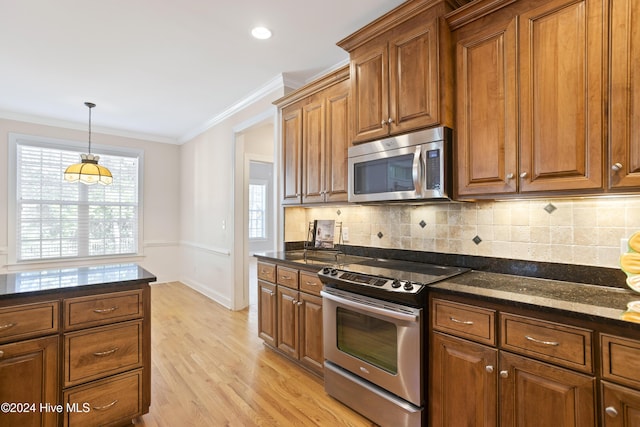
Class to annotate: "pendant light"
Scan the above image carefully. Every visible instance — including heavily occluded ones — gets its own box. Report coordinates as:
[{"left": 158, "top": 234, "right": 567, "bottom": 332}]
[{"left": 63, "top": 102, "right": 113, "bottom": 185}]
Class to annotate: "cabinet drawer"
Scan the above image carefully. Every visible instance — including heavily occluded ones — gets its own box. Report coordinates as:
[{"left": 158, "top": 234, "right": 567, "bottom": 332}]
[
  {"left": 601, "top": 334, "right": 640, "bottom": 389},
  {"left": 500, "top": 313, "right": 593, "bottom": 372},
  {"left": 0, "top": 301, "right": 59, "bottom": 343},
  {"left": 257, "top": 262, "right": 276, "bottom": 282},
  {"left": 299, "top": 271, "right": 323, "bottom": 296},
  {"left": 277, "top": 266, "right": 299, "bottom": 289},
  {"left": 432, "top": 299, "right": 496, "bottom": 345},
  {"left": 63, "top": 369, "right": 142, "bottom": 427},
  {"left": 65, "top": 320, "right": 142, "bottom": 386},
  {"left": 64, "top": 290, "right": 143, "bottom": 330}
]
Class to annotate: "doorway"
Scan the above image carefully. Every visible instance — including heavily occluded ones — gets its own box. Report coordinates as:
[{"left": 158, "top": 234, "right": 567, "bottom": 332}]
[{"left": 248, "top": 160, "right": 274, "bottom": 305}]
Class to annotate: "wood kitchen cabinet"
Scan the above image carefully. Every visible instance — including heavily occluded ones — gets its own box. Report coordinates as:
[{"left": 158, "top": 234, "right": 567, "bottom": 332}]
[
  {"left": 601, "top": 334, "right": 640, "bottom": 425},
  {"left": 338, "top": 0, "right": 463, "bottom": 144},
  {"left": 257, "top": 261, "right": 324, "bottom": 375},
  {"left": 276, "top": 66, "right": 350, "bottom": 205},
  {"left": 609, "top": 0, "right": 640, "bottom": 190},
  {"left": 0, "top": 335, "right": 59, "bottom": 427},
  {"left": 449, "top": 0, "right": 605, "bottom": 198},
  {"left": 430, "top": 295, "right": 597, "bottom": 427}
]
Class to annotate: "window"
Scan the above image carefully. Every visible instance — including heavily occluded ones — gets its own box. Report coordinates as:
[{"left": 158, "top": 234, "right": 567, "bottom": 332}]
[
  {"left": 248, "top": 182, "right": 267, "bottom": 239},
  {"left": 10, "top": 134, "right": 142, "bottom": 263}
]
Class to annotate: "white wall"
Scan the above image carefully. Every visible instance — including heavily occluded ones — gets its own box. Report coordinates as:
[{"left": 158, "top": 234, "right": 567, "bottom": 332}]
[
  {"left": 178, "top": 87, "right": 284, "bottom": 310},
  {"left": 0, "top": 118, "right": 181, "bottom": 283}
]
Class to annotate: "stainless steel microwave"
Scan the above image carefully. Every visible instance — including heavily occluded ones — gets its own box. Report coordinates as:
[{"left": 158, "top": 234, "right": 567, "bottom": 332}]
[{"left": 348, "top": 127, "right": 452, "bottom": 203}]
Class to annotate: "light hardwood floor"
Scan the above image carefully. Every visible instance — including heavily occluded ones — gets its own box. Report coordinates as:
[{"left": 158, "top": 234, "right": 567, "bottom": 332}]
[{"left": 133, "top": 281, "right": 376, "bottom": 426}]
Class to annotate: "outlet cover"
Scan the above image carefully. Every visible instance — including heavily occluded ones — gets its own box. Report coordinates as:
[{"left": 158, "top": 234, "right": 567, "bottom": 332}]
[{"left": 342, "top": 227, "right": 350, "bottom": 242}]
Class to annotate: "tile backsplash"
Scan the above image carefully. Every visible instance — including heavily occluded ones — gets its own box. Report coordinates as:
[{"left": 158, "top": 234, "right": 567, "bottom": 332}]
[{"left": 284, "top": 197, "right": 640, "bottom": 269}]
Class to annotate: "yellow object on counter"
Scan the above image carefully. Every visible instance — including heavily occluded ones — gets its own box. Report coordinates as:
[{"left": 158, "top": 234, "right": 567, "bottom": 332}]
[
  {"left": 629, "top": 231, "right": 640, "bottom": 253},
  {"left": 621, "top": 310, "right": 640, "bottom": 323}
]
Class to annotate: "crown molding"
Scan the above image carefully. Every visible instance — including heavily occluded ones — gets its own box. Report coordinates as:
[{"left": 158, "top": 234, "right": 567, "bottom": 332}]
[{"left": 0, "top": 110, "right": 178, "bottom": 145}]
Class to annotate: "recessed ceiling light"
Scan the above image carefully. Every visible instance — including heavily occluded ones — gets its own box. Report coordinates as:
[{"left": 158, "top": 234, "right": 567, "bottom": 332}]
[{"left": 251, "top": 27, "right": 272, "bottom": 40}]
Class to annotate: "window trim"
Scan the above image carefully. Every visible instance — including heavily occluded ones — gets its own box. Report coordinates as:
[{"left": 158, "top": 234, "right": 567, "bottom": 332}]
[{"left": 7, "top": 132, "right": 145, "bottom": 267}]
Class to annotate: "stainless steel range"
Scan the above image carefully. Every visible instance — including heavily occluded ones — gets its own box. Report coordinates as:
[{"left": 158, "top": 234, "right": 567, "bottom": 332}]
[{"left": 318, "top": 258, "right": 468, "bottom": 427}]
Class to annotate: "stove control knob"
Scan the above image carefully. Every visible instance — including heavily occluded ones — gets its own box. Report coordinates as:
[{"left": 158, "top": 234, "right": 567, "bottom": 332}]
[
  {"left": 391, "top": 279, "right": 401, "bottom": 288},
  {"left": 403, "top": 282, "right": 414, "bottom": 291},
  {"left": 322, "top": 267, "right": 331, "bottom": 275},
  {"left": 330, "top": 269, "right": 339, "bottom": 276}
]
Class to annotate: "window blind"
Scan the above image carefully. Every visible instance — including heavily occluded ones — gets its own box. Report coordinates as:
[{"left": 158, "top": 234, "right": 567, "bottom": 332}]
[{"left": 16, "top": 142, "right": 139, "bottom": 262}]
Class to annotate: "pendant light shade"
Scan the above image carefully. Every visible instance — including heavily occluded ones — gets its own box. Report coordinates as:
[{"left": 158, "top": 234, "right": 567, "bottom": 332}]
[{"left": 64, "top": 102, "right": 113, "bottom": 185}]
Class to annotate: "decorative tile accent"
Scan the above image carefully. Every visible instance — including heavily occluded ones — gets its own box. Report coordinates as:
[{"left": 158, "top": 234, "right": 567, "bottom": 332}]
[
  {"left": 419, "top": 220, "right": 427, "bottom": 228},
  {"left": 377, "top": 232, "right": 384, "bottom": 239},
  {"left": 336, "top": 209, "right": 341, "bottom": 216},
  {"left": 473, "top": 235, "right": 482, "bottom": 245},
  {"left": 544, "top": 203, "right": 557, "bottom": 214}
]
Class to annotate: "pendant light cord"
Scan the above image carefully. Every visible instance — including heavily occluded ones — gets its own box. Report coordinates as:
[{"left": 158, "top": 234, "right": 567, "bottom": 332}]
[{"left": 85, "top": 101, "right": 95, "bottom": 154}]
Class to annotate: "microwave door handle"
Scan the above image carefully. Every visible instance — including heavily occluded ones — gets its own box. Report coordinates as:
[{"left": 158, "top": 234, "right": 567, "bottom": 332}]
[
  {"left": 321, "top": 290, "right": 418, "bottom": 322},
  {"left": 412, "top": 146, "right": 423, "bottom": 195}
]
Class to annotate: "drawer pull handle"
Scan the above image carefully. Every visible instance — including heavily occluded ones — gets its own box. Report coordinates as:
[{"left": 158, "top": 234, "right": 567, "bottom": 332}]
[
  {"left": 93, "top": 306, "right": 119, "bottom": 314},
  {"left": 605, "top": 406, "right": 619, "bottom": 417},
  {"left": 525, "top": 335, "right": 559, "bottom": 346},
  {"left": 450, "top": 317, "right": 474, "bottom": 325},
  {"left": 281, "top": 275, "right": 291, "bottom": 280},
  {"left": 93, "top": 347, "right": 119, "bottom": 357},
  {"left": 93, "top": 400, "right": 118, "bottom": 411},
  {"left": 305, "top": 281, "right": 317, "bottom": 286},
  {"left": 0, "top": 322, "right": 16, "bottom": 330}
]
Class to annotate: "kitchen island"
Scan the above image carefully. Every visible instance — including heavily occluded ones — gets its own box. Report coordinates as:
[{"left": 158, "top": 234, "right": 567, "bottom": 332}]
[{"left": 0, "top": 263, "right": 155, "bottom": 427}]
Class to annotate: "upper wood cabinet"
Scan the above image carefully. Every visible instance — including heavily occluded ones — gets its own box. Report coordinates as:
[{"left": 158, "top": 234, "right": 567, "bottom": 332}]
[
  {"left": 449, "top": 0, "right": 606, "bottom": 198},
  {"left": 338, "top": 0, "right": 466, "bottom": 144},
  {"left": 609, "top": 0, "right": 640, "bottom": 190},
  {"left": 275, "top": 67, "right": 350, "bottom": 205}
]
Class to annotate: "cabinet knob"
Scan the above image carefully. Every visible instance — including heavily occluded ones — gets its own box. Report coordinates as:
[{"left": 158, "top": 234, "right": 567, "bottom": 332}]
[
  {"left": 605, "top": 406, "right": 619, "bottom": 417},
  {"left": 292, "top": 299, "right": 298, "bottom": 305},
  {"left": 612, "top": 162, "right": 623, "bottom": 171},
  {"left": 388, "top": 117, "right": 394, "bottom": 124},
  {"left": 506, "top": 173, "right": 514, "bottom": 182},
  {"left": 0, "top": 350, "right": 3, "bottom": 358},
  {"left": 485, "top": 365, "right": 494, "bottom": 373},
  {"left": 500, "top": 370, "right": 509, "bottom": 378},
  {"left": 520, "top": 172, "right": 528, "bottom": 179},
  {"left": 381, "top": 119, "right": 388, "bottom": 126}
]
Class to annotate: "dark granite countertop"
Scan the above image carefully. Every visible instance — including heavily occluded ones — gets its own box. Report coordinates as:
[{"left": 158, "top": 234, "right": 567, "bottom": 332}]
[
  {"left": 430, "top": 270, "right": 640, "bottom": 327},
  {"left": 256, "top": 249, "right": 640, "bottom": 327},
  {"left": 0, "top": 263, "right": 157, "bottom": 298}
]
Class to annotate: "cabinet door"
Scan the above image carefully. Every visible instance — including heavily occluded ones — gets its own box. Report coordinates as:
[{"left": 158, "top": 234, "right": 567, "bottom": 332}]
[
  {"left": 500, "top": 351, "right": 596, "bottom": 427},
  {"left": 388, "top": 12, "right": 439, "bottom": 136},
  {"left": 324, "top": 79, "right": 350, "bottom": 203},
  {"left": 299, "top": 292, "right": 323, "bottom": 374},
  {"left": 601, "top": 381, "right": 640, "bottom": 427},
  {"left": 257, "top": 280, "right": 277, "bottom": 347},
  {"left": 518, "top": 0, "right": 603, "bottom": 193},
  {"left": 302, "top": 95, "right": 325, "bottom": 204},
  {"left": 455, "top": 18, "right": 518, "bottom": 196},
  {"left": 277, "top": 286, "right": 299, "bottom": 359},
  {"left": 282, "top": 104, "right": 303, "bottom": 205},
  {"left": 430, "top": 332, "right": 498, "bottom": 427},
  {"left": 0, "top": 336, "right": 58, "bottom": 427},
  {"left": 609, "top": 0, "right": 640, "bottom": 189},
  {"left": 350, "top": 40, "right": 389, "bottom": 143}
]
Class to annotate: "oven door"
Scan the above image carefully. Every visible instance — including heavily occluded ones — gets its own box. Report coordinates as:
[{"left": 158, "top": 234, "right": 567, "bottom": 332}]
[{"left": 321, "top": 288, "right": 423, "bottom": 406}]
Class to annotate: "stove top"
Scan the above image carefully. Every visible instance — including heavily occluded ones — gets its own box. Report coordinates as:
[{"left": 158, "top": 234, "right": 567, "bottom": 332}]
[{"left": 318, "top": 258, "right": 469, "bottom": 307}]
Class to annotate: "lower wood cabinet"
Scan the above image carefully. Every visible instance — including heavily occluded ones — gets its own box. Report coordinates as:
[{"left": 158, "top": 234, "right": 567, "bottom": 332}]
[
  {"left": 0, "top": 335, "right": 59, "bottom": 427},
  {"left": 257, "top": 260, "right": 324, "bottom": 376},
  {"left": 0, "top": 281, "right": 151, "bottom": 427},
  {"left": 430, "top": 294, "right": 597, "bottom": 427},
  {"left": 601, "top": 381, "right": 640, "bottom": 426}
]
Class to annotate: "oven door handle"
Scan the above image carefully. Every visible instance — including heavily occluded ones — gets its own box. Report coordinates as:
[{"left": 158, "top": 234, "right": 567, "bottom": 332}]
[{"left": 321, "top": 290, "right": 418, "bottom": 322}]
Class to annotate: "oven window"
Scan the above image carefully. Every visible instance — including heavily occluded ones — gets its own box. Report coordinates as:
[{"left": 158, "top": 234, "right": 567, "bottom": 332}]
[
  {"left": 336, "top": 307, "right": 397, "bottom": 374},
  {"left": 353, "top": 154, "right": 414, "bottom": 195}
]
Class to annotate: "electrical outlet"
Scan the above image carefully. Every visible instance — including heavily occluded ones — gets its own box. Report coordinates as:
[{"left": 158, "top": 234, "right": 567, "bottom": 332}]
[
  {"left": 342, "top": 227, "right": 350, "bottom": 242},
  {"left": 622, "top": 238, "right": 629, "bottom": 254}
]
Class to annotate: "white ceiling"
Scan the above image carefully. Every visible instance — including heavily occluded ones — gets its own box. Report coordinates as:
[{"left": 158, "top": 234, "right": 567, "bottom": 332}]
[{"left": 0, "top": 0, "right": 405, "bottom": 144}]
